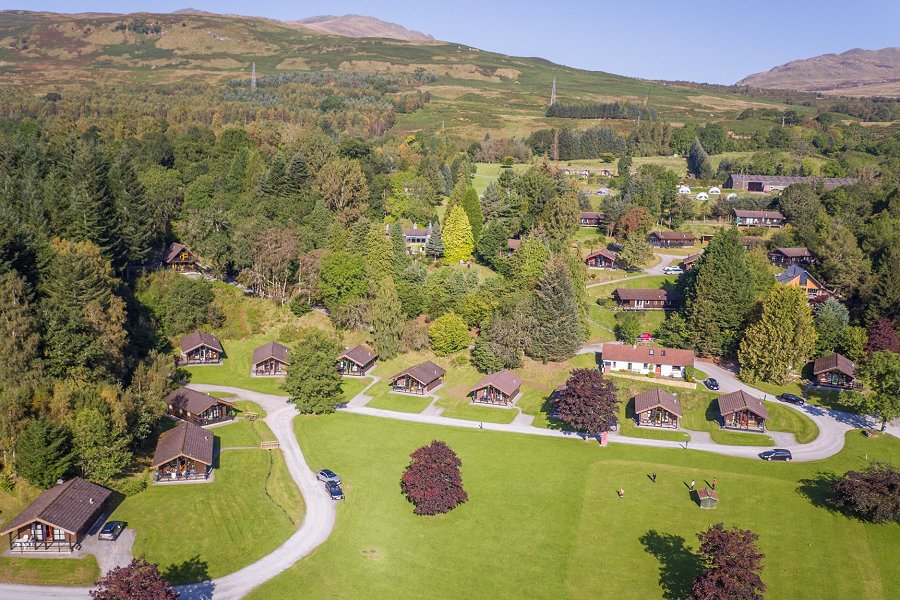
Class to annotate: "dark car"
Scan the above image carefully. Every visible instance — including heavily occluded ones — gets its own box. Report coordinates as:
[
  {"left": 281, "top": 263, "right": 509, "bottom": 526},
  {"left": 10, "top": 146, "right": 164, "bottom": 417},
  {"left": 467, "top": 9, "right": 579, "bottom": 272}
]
[
  {"left": 760, "top": 449, "right": 793, "bottom": 462},
  {"left": 704, "top": 378, "right": 720, "bottom": 391},
  {"left": 316, "top": 469, "right": 341, "bottom": 484},
  {"left": 778, "top": 393, "right": 805, "bottom": 406},
  {"left": 98, "top": 521, "right": 125, "bottom": 541},
  {"left": 325, "top": 480, "right": 345, "bottom": 500}
]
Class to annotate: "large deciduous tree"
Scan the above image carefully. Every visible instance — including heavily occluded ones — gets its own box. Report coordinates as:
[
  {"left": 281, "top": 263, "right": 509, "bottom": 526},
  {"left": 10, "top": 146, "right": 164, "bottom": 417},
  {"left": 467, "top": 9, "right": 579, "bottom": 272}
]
[
  {"left": 851, "top": 350, "right": 900, "bottom": 431},
  {"left": 284, "top": 329, "right": 345, "bottom": 414},
  {"left": 443, "top": 205, "right": 475, "bottom": 262},
  {"left": 315, "top": 157, "right": 369, "bottom": 225},
  {"left": 400, "top": 440, "right": 468, "bottom": 516},
  {"left": 317, "top": 251, "right": 367, "bottom": 311},
  {"left": 831, "top": 462, "right": 900, "bottom": 524},
  {"left": 527, "top": 257, "right": 583, "bottom": 362},
  {"left": 552, "top": 369, "right": 619, "bottom": 436},
  {"left": 70, "top": 407, "right": 132, "bottom": 484},
  {"left": 618, "top": 236, "right": 654, "bottom": 270},
  {"left": 687, "top": 523, "right": 766, "bottom": 600},
  {"left": 15, "top": 417, "right": 71, "bottom": 489},
  {"left": 865, "top": 317, "right": 900, "bottom": 355},
  {"left": 246, "top": 227, "right": 299, "bottom": 303},
  {"left": 813, "top": 297, "right": 849, "bottom": 356},
  {"left": 738, "top": 285, "right": 817, "bottom": 385},
  {"left": 428, "top": 311, "right": 470, "bottom": 356},
  {"left": 90, "top": 557, "right": 177, "bottom": 600}
]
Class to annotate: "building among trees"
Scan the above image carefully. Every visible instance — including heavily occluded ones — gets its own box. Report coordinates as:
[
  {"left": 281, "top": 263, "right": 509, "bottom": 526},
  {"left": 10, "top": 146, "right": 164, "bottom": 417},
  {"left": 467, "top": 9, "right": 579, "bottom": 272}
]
[
  {"left": 776, "top": 265, "right": 828, "bottom": 300},
  {"left": 337, "top": 344, "right": 378, "bottom": 376},
  {"left": 178, "top": 331, "right": 223, "bottom": 366},
  {"left": 769, "top": 247, "right": 813, "bottom": 267},
  {"left": 681, "top": 252, "right": 702, "bottom": 271},
  {"left": 389, "top": 361, "right": 446, "bottom": 394},
  {"left": 252, "top": 341, "right": 291, "bottom": 376},
  {"left": 579, "top": 211, "right": 604, "bottom": 227},
  {"left": 468, "top": 370, "right": 523, "bottom": 405},
  {"left": 164, "top": 387, "right": 235, "bottom": 426},
  {"left": 812, "top": 353, "right": 859, "bottom": 388},
  {"left": 732, "top": 209, "right": 785, "bottom": 227},
  {"left": 585, "top": 249, "right": 619, "bottom": 270},
  {"left": 633, "top": 388, "right": 683, "bottom": 428},
  {"left": 648, "top": 231, "right": 696, "bottom": 248},
  {"left": 600, "top": 344, "right": 694, "bottom": 379},
  {"left": 162, "top": 242, "right": 201, "bottom": 272},
  {"left": 401, "top": 224, "right": 432, "bottom": 254},
  {"left": 716, "top": 390, "right": 769, "bottom": 431},
  {"left": 613, "top": 288, "right": 678, "bottom": 310},
  {"left": 151, "top": 421, "right": 214, "bottom": 483}
]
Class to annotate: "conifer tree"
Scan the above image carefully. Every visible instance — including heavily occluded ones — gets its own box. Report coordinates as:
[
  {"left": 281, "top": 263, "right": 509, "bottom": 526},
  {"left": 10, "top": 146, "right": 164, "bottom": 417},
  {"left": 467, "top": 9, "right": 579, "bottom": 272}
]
[
  {"left": 110, "top": 154, "right": 155, "bottom": 265},
  {"left": 687, "top": 138, "right": 713, "bottom": 179},
  {"left": 684, "top": 229, "right": 755, "bottom": 356},
  {"left": 511, "top": 236, "right": 550, "bottom": 286},
  {"left": 284, "top": 329, "right": 345, "bottom": 414},
  {"left": 443, "top": 205, "right": 474, "bottom": 262},
  {"left": 738, "top": 285, "right": 817, "bottom": 385},
  {"left": 372, "top": 277, "right": 404, "bottom": 360},
  {"left": 15, "top": 417, "right": 71, "bottom": 489},
  {"left": 64, "top": 141, "right": 121, "bottom": 264},
  {"left": 365, "top": 225, "right": 394, "bottom": 286},
  {"left": 814, "top": 297, "right": 849, "bottom": 356},
  {"left": 425, "top": 218, "right": 444, "bottom": 258},
  {"left": 0, "top": 271, "right": 41, "bottom": 386},
  {"left": 527, "top": 257, "right": 583, "bottom": 362},
  {"left": 459, "top": 185, "right": 484, "bottom": 243},
  {"left": 541, "top": 192, "right": 579, "bottom": 251},
  {"left": 390, "top": 223, "right": 411, "bottom": 274}
]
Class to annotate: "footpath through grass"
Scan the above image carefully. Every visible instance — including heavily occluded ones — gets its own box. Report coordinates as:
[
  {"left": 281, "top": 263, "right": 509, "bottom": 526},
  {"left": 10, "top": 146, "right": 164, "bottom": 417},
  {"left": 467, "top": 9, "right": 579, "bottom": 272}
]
[
  {"left": 248, "top": 414, "right": 900, "bottom": 600},
  {"left": 0, "top": 555, "right": 99, "bottom": 586}
]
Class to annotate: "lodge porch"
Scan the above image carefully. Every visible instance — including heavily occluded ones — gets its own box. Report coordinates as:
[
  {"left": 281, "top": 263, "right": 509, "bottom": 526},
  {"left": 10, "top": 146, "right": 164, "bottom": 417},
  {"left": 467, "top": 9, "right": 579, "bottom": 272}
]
[
  {"left": 815, "top": 371, "right": 861, "bottom": 389},
  {"left": 392, "top": 376, "right": 427, "bottom": 395},
  {"left": 722, "top": 409, "right": 766, "bottom": 432},
  {"left": 471, "top": 387, "right": 515, "bottom": 406},
  {"left": 337, "top": 357, "right": 367, "bottom": 376},
  {"left": 636, "top": 408, "right": 679, "bottom": 429},
  {"left": 253, "top": 358, "right": 287, "bottom": 377},
  {"left": 179, "top": 347, "right": 221, "bottom": 365},
  {"left": 7, "top": 524, "right": 79, "bottom": 553},
  {"left": 154, "top": 456, "right": 211, "bottom": 483}
]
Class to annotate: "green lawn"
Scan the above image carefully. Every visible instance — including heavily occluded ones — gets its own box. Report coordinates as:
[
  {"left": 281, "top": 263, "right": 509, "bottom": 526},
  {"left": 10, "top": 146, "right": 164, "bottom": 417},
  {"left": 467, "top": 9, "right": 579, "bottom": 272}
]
[
  {"left": 111, "top": 448, "right": 303, "bottom": 584},
  {"left": 183, "top": 335, "right": 289, "bottom": 395},
  {"left": 214, "top": 404, "right": 277, "bottom": 448},
  {"left": 247, "top": 414, "right": 900, "bottom": 600},
  {"left": 764, "top": 401, "right": 820, "bottom": 444},
  {"left": 340, "top": 376, "right": 375, "bottom": 403},
  {"left": 366, "top": 392, "right": 434, "bottom": 414},
  {"left": 751, "top": 379, "right": 853, "bottom": 413},
  {"left": 440, "top": 402, "right": 518, "bottom": 424},
  {"left": 0, "top": 555, "right": 100, "bottom": 586}
]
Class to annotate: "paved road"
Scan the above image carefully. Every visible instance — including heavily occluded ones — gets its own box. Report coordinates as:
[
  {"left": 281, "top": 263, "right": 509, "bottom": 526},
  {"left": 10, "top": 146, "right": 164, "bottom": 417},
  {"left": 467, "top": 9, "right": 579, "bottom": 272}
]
[
  {"left": 0, "top": 386, "right": 336, "bottom": 600},
  {"left": 586, "top": 252, "right": 684, "bottom": 289}
]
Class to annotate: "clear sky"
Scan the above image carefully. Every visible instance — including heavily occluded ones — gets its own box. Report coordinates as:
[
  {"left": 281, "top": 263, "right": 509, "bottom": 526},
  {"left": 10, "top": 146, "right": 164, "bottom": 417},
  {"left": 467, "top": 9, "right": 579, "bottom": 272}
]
[{"left": 6, "top": 0, "right": 899, "bottom": 83}]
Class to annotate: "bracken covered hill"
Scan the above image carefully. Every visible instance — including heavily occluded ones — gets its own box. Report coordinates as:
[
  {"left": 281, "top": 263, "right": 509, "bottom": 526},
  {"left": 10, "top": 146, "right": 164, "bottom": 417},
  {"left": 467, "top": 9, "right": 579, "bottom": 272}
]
[{"left": 290, "top": 14, "right": 433, "bottom": 41}]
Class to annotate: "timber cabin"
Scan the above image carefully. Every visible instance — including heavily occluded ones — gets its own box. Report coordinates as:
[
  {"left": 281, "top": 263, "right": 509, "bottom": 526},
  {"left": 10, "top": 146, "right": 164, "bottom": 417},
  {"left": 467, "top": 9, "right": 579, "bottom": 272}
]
[
  {"left": 585, "top": 249, "right": 619, "bottom": 270},
  {"left": 812, "top": 353, "right": 859, "bottom": 389},
  {"left": 681, "top": 252, "right": 702, "bottom": 271},
  {"left": 162, "top": 242, "right": 200, "bottom": 272},
  {"left": 1, "top": 478, "right": 111, "bottom": 552},
  {"left": 613, "top": 288, "right": 678, "bottom": 310},
  {"left": 726, "top": 174, "right": 857, "bottom": 193},
  {"left": 152, "top": 421, "right": 214, "bottom": 483},
  {"left": 732, "top": 209, "right": 785, "bottom": 228},
  {"left": 165, "top": 387, "right": 235, "bottom": 426},
  {"left": 579, "top": 211, "right": 604, "bottom": 227},
  {"left": 179, "top": 331, "right": 224, "bottom": 366},
  {"left": 389, "top": 361, "right": 446, "bottom": 395},
  {"left": 600, "top": 344, "right": 694, "bottom": 380},
  {"left": 716, "top": 390, "right": 768, "bottom": 432},
  {"left": 633, "top": 388, "right": 683, "bottom": 429},
  {"left": 647, "top": 231, "right": 695, "bottom": 248},
  {"left": 769, "top": 247, "right": 813, "bottom": 267},
  {"left": 469, "top": 370, "right": 523, "bottom": 405},
  {"left": 252, "top": 341, "right": 290, "bottom": 376},
  {"left": 337, "top": 344, "right": 378, "bottom": 376},
  {"left": 776, "top": 265, "right": 827, "bottom": 300}
]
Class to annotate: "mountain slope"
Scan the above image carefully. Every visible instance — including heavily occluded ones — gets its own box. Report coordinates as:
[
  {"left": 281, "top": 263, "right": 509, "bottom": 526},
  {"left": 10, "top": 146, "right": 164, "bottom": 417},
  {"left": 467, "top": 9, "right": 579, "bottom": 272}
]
[
  {"left": 737, "top": 47, "right": 900, "bottom": 96},
  {"left": 291, "top": 14, "right": 433, "bottom": 41}
]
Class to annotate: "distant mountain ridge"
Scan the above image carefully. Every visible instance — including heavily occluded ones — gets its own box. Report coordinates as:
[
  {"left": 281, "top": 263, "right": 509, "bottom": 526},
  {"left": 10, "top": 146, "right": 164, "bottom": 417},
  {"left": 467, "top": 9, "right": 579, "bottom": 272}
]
[
  {"left": 737, "top": 47, "right": 900, "bottom": 97},
  {"left": 290, "top": 14, "right": 433, "bottom": 41}
]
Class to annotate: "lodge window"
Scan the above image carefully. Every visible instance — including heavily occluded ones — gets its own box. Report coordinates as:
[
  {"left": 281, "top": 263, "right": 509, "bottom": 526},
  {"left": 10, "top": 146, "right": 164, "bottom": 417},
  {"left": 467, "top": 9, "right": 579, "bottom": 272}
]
[
  {"left": 31, "top": 524, "right": 44, "bottom": 541},
  {"left": 53, "top": 528, "right": 66, "bottom": 541}
]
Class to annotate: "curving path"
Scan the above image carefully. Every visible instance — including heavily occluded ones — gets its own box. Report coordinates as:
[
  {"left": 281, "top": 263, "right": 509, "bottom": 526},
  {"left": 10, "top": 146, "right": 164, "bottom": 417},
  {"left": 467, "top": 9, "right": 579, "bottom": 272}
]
[
  {"left": 0, "top": 387, "right": 336, "bottom": 600},
  {"left": 586, "top": 252, "right": 684, "bottom": 289}
]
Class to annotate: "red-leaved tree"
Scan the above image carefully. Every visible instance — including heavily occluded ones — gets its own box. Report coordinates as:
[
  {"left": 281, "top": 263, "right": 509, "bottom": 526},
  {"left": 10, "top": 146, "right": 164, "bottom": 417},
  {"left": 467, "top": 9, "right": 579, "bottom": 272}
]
[
  {"left": 400, "top": 440, "right": 468, "bottom": 515},
  {"left": 831, "top": 461, "right": 900, "bottom": 523},
  {"left": 865, "top": 317, "right": 900, "bottom": 355},
  {"left": 687, "top": 523, "right": 766, "bottom": 600},
  {"left": 553, "top": 368, "right": 619, "bottom": 436},
  {"left": 91, "top": 557, "right": 177, "bottom": 600}
]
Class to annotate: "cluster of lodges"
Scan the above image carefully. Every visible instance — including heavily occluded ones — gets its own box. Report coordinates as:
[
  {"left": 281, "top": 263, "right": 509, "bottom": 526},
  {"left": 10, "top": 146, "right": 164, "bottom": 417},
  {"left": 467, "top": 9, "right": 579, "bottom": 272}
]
[{"left": 631, "top": 385, "right": 768, "bottom": 433}]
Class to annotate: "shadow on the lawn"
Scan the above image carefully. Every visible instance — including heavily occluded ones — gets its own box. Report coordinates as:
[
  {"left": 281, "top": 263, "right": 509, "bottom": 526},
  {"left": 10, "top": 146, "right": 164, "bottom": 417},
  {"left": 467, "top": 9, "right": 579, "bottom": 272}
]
[{"left": 639, "top": 530, "right": 701, "bottom": 600}]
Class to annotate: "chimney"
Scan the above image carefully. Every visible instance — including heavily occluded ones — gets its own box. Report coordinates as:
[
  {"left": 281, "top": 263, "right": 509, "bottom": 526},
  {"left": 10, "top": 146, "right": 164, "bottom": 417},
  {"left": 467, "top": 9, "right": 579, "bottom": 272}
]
[{"left": 661, "top": 350, "right": 667, "bottom": 356}]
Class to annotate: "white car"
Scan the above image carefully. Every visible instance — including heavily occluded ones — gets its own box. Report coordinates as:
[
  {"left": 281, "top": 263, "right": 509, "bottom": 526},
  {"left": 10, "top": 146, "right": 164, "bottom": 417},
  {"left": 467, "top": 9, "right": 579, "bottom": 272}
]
[{"left": 663, "top": 266, "right": 684, "bottom": 275}]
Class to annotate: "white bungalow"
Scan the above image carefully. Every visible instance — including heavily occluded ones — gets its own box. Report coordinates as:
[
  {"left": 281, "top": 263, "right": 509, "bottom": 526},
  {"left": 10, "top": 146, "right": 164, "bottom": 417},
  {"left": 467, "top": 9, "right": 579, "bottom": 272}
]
[
  {"left": 696, "top": 192, "right": 709, "bottom": 200},
  {"left": 600, "top": 344, "right": 695, "bottom": 379},
  {"left": 708, "top": 187, "right": 721, "bottom": 195}
]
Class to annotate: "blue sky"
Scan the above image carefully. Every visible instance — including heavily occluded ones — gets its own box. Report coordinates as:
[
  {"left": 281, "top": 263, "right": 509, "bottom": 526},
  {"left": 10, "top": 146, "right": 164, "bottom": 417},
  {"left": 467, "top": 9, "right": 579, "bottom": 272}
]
[{"left": 6, "top": 1, "right": 899, "bottom": 83}]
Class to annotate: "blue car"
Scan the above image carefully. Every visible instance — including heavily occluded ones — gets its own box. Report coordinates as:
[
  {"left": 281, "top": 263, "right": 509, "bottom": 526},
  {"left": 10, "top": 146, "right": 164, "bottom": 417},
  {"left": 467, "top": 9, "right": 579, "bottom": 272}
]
[
  {"left": 325, "top": 481, "right": 345, "bottom": 500},
  {"left": 704, "top": 378, "right": 720, "bottom": 391}
]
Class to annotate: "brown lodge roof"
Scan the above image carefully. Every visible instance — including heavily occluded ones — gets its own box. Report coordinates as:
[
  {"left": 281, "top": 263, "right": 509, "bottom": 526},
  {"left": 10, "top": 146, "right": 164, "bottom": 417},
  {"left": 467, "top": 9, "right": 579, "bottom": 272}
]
[
  {"left": 633, "top": 388, "right": 683, "bottom": 418},
  {"left": 0, "top": 478, "right": 111, "bottom": 536},
  {"left": 813, "top": 353, "right": 856, "bottom": 378},
  {"left": 252, "top": 341, "right": 290, "bottom": 366},
  {"left": 614, "top": 288, "right": 676, "bottom": 302},
  {"left": 469, "top": 370, "right": 523, "bottom": 397},
  {"left": 774, "top": 247, "right": 812, "bottom": 258},
  {"left": 390, "top": 361, "right": 446, "bottom": 386},
  {"left": 682, "top": 252, "right": 702, "bottom": 266},
  {"left": 181, "top": 331, "right": 223, "bottom": 354},
  {"left": 164, "top": 387, "right": 235, "bottom": 416},
  {"left": 601, "top": 343, "right": 695, "bottom": 367},
  {"left": 733, "top": 209, "right": 785, "bottom": 220},
  {"left": 717, "top": 390, "right": 769, "bottom": 420},
  {"left": 580, "top": 211, "right": 604, "bottom": 219},
  {"left": 339, "top": 344, "right": 378, "bottom": 367},
  {"left": 163, "top": 242, "right": 192, "bottom": 264},
  {"left": 507, "top": 239, "right": 521, "bottom": 251},
  {"left": 152, "top": 421, "right": 214, "bottom": 468},
  {"left": 651, "top": 231, "right": 695, "bottom": 241},
  {"left": 586, "top": 249, "right": 618, "bottom": 262}
]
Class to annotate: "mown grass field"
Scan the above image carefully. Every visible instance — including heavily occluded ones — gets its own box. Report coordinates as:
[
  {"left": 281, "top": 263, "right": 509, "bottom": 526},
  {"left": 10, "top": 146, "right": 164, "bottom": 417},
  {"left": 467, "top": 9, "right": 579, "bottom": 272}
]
[
  {"left": 247, "top": 414, "right": 900, "bottom": 600},
  {"left": 0, "top": 556, "right": 100, "bottom": 586}
]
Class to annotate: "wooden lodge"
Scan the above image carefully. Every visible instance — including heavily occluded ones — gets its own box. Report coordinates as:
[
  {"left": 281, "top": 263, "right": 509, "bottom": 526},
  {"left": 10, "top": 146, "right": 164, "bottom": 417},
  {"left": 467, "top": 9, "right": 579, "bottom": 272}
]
[
  {"left": 648, "top": 231, "right": 695, "bottom": 248},
  {"left": 732, "top": 209, "right": 785, "bottom": 228},
  {"left": 252, "top": 341, "right": 290, "bottom": 376},
  {"left": 726, "top": 174, "right": 856, "bottom": 193},
  {"left": 716, "top": 390, "right": 768, "bottom": 432},
  {"left": 579, "top": 211, "right": 604, "bottom": 228},
  {"left": 389, "top": 361, "right": 446, "bottom": 395},
  {"left": 163, "top": 242, "right": 200, "bottom": 272},
  {"left": 812, "top": 353, "right": 859, "bottom": 389},
  {"left": 152, "top": 421, "right": 214, "bottom": 483},
  {"left": 585, "top": 248, "right": 619, "bottom": 270},
  {"left": 164, "top": 387, "right": 235, "bottom": 426},
  {"left": 337, "top": 344, "right": 378, "bottom": 376},
  {"left": 769, "top": 247, "right": 813, "bottom": 267},
  {"left": 776, "top": 265, "right": 827, "bottom": 300},
  {"left": 178, "top": 331, "right": 224, "bottom": 366},
  {"left": 633, "top": 388, "right": 683, "bottom": 429},
  {"left": 613, "top": 288, "right": 678, "bottom": 311},
  {"left": 681, "top": 252, "right": 702, "bottom": 271},
  {"left": 601, "top": 344, "right": 694, "bottom": 380},
  {"left": 1, "top": 478, "right": 111, "bottom": 552},
  {"left": 469, "top": 370, "right": 523, "bottom": 406}
]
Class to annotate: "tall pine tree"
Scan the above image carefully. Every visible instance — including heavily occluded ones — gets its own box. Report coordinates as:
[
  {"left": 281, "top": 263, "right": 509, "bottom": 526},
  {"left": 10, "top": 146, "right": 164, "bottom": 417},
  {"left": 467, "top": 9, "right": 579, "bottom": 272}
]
[
  {"left": 425, "top": 219, "right": 444, "bottom": 258},
  {"left": 372, "top": 277, "right": 404, "bottom": 360},
  {"left": 15, "top": 417, "right": 72, "bottom": 489},
  {"left": 443, "top": 205, "right": 474, "bottom": 262},
  {"left": 527, "top": 257, "right": 583, "bottom": 362}
]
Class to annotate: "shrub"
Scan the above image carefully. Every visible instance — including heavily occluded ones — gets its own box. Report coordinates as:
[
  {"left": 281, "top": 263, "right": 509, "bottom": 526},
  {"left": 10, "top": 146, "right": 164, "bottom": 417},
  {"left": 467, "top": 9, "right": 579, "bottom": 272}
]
[
  {"left": 400, "top": 440, "right": 468, "bottom": 515},
  {"left": 684, "top": 365, "right": 698, "bottom": 383},
  {"left": 428, "top": 311, "right": 470, "bottom": 356},
  {"left": 289, "top": 298, "right": 312, "bottom": 317},
  {"left": 831, "top": 462, "right": 900, "bottom": 523},
  {"left": 109, "top": 472, "right": 150, "bottom": 497},
  {"left": 401, "top": 319, "right": 429, "bottom": 352}
]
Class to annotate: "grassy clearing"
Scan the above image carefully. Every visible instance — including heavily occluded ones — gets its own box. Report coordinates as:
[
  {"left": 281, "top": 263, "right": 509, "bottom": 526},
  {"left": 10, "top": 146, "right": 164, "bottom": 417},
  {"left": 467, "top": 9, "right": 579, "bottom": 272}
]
[
  {"left": 587, "top": 274, "right": 676, "bottom": 299},
  {"left": 472, "top": 163, "right": 528, "bottom": 195},
  {"left": 366, "top": 392, "right": 434, "bottom": 413},
  {"left": 111, "top": 448, "right": 303, "bottom": 584},
  {"left": 764, "top": 401, "right": 819, "bottom": 444},
  {"left": 184, "top": 334, "right": 288, "bottom": 395},
  {"left": 247, "top": 414, "right": 900, "bottom": 600},
  {"left": 0, "top": 555, "right": 100, "bottom": 586},
  {"left": 214, "top": 403, "right": 276, "bottom": 448}
]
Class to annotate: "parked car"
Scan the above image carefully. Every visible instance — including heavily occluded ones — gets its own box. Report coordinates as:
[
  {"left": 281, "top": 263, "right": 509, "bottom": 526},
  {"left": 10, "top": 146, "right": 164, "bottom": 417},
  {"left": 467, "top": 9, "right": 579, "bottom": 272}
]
[
  {"left": 638, "top": 332, "right": 654, "bottom": 342},
  {"left": 760, "top": 449, "right": 792, "bottom": 462},
  {"left": 663, "top": 266, "right": 684, "bottom": 275},
  {"left": 98, "top": 521, "right": 125, "bottom": 541},
  {"left": 316, "top": 469, "right": 342, "bottom": 484},
  {"left": 778, "top": 393, "right": 805, "bottom": 406},
  {"left": 704, "top": 378, "right": 720, "bottom": 391},
  {"left": 325, "top": 480, "right": 345, "bottom": 500}
]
